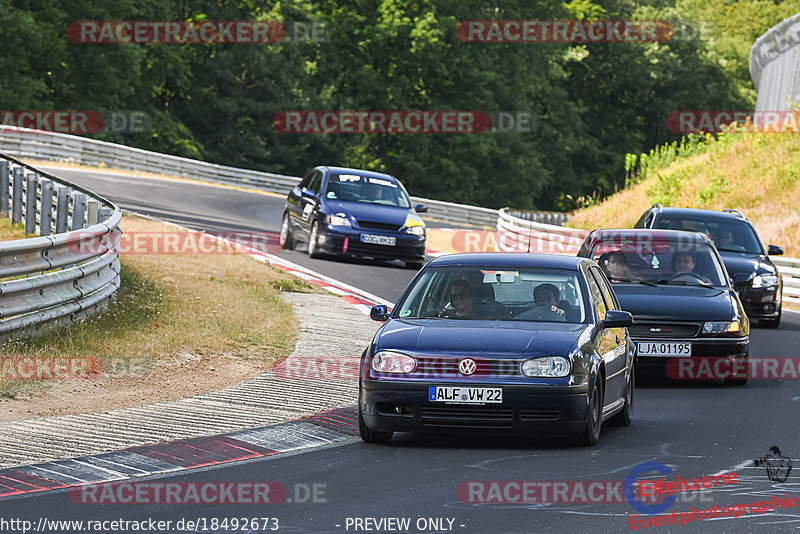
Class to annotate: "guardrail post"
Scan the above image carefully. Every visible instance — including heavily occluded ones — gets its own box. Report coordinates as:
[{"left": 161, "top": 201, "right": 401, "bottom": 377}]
[
  {"left": 0, "top": 161, "right": 9, "bottom": 216},
  {"left": 24, "top": 173, "right": 38, "bottom": 235},
  {"left": 86, "top": 200, "right": 100, "bottom": 226},
  {"left": 98, "top": 207, "right": 112, "bottom": 222},
  {"left": 40, "top": 179, "right": 54, "bottom": 236},
  {"left": 71, "top": 192, "right": 86, "bottom": 230},
  {"left": 55, "top": 186, "right": 69, "bottom": 233},
  {"left": 11, "top": 167, "right": 23, "bottom": 225}
]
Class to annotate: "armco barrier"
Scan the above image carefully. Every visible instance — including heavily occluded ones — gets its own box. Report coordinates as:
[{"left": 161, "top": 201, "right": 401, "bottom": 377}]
[
  {"left": 750, "top": 12, "right": 800, "bottom": 115},
  {"left": 0, "top": 151, "right": 121, "bottom": 339},
  {"left": 0, "top": 126, "right": 539, "bottom": 229},
  {"left": 774, "top": 257, "right": 800, "bottom": 305}
]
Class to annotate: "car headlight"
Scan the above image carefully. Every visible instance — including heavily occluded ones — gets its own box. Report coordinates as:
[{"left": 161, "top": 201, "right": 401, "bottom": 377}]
[
  {"left": 405, "top": 226, "right": 425, "bottom": 236},
  {"left": 372, "top": 351, "right": 416, "bottom": 374},
  {"left": 521, "top": 357, "right": 570, "bottom": 378},
  {"left": 751, "top": 274, "right": 779, "bottom": 289},
  {"left": 702, "top": 320, "right": 742, "bottom": 334},
  {"left": 326, "top": 213, "right": 351, "bottom": 227},
  {"left": 404, "top": 215, "right": 425, "bottom": 236}
]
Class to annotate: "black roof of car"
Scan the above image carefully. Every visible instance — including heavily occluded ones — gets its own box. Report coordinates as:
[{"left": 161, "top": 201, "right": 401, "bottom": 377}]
[{"left": 648, "top": 206, "right": 748, "bottom": 221}]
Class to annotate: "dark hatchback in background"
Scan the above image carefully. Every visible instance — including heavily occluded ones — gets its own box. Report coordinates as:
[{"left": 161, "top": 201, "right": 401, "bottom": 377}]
[
  {"left": 280, "top": 166, "right": 427, "bottom": 269},
  {"left": 578, "top": 229, "right": 749, "bottom": 385},
  {"left": 635, "top": 204, "right": 783, "bottom": 327},
  {"left": 359, "top": 253, "right": 636, "bottom": 446}
]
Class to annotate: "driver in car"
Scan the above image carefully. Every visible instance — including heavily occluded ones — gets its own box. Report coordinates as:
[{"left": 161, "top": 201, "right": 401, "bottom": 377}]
[
  {"left": 439, "top": 280, "right": 488, "bottom": 319},
  {"left": 672, "top": 252, "right": 711, "bottom": 284}
]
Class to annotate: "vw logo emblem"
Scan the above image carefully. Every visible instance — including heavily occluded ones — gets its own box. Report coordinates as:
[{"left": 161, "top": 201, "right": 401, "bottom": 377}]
[{"left": 459, "top": 358, "right": 477, "bottom": 376}]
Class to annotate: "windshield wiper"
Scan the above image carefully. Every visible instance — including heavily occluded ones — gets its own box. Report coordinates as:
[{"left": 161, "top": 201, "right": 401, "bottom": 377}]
[{"left": 648, "top": 278, "right": 714, "bottom": 288}]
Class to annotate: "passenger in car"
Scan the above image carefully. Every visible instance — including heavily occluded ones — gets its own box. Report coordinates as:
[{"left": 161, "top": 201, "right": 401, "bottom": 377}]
[{"left": 601, "top": 252, "right": 633, "bottom": 281}]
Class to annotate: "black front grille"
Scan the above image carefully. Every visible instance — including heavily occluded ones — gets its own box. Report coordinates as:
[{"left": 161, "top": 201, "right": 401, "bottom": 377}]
[
  {"left": 629, "top": 323, "right": 699, "bottom": 337},
  {"left": 421, "top": 405, "right": 513, "bottom": 428},
  {"left": 414, "top": 357, "right": 521, "bottom": 377},
  {"left": 357, "top": 219, "right": 401, "bottom": 232}
]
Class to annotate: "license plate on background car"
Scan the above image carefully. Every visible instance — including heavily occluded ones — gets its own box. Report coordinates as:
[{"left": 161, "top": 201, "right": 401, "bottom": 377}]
[
  {"left": 429, "top": 386, "right": 502, "bottom": 404},
  {"left": 636, "top": 342, "right": 692, "bottom": 356},
  {"left": 360, "top": 234, "right": 396, "bottom": 246}
]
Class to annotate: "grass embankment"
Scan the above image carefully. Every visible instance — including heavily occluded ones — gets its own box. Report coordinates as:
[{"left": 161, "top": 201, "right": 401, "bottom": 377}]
[
  {"left": 568, "top": 132, "right": 800, "bottom": 257},
  {"left": 0, "top": 214, "right": 313, "bottom": 400}
]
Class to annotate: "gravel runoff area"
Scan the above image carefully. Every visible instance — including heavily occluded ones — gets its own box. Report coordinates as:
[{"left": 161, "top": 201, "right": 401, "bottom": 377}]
[{"left": 0, "top": 292, "right": 377, "bottom": 468}]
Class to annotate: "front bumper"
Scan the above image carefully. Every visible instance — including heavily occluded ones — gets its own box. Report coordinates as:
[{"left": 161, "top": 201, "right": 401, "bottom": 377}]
[
  {"left": 360, "top": 379, "right": 590, "bottom": 437},
  {"left": 318, "top": 225, "right": 426, "bottom": 261},
  {"left": 738, "top": 286, "right": 781, "bottom": 320},
  {"left": 634, "top": 336, "right": 749, "bottom": 374}
]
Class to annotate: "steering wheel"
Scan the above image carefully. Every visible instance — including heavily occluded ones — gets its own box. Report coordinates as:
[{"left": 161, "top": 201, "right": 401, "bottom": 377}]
[
  {"left": 669, "top": 271, "right": 706, "bottom": 283},
  {"left": 519, "top": 306, "right": 566, "bottom": 322}
]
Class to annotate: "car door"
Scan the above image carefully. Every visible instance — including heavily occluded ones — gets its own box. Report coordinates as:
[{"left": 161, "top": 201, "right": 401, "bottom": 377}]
[
  {"left": 288, "top": 170, "right": 316, "bottom": 236},
  {"left": 585, "top": 266, "right": 626, "bottom": 407},
  {"left": 297, "top": 170, "right": 323, "bottom": 237}
]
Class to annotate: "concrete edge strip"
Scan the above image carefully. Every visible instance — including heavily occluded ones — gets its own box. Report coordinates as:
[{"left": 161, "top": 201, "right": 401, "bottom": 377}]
[{"left": 0, "top": 407, "right": 359, "bottom": 499}]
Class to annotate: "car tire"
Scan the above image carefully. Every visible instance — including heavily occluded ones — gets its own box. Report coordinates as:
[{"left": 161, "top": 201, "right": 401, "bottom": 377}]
[
  {"left": 279, "top": 213, "right": 294, "bottom": 250},
  {"left": 724, "top": 355, "right": 749, "bottom": 386},
  {"left": 761, "top": 309, "right": 781, "bottom": 329},
  {"left": 609, "top": 365, "right": 634, "bottom": 427},
  {"left": 307, "top": 221, "right": 322, "bottom": 258},
  {"left": 405, "top": 260, "right": 424, "bottom": 270},
  {"left": 358, "top": 407, "right": 393, "bottom": 444},
  {"left": 579, "top": 379, "right": 603, "bottom": 446}
]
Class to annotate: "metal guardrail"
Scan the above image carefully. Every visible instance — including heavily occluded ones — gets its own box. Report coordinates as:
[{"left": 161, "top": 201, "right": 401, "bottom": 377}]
[
  {"left": 750, "top": 12, "right": 800, "bottom": 114},
  {"left": 0, "top": 151, "right": 121, "bottom": 339},
  {"left": 0, "top": 126, "right": 560, "bottom": 229},
  {"left": 774, "top": 257, "right": 800, "bottom": 305}
]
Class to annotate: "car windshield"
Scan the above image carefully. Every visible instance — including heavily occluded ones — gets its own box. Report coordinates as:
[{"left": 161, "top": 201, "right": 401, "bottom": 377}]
[
  {"left": 394, "top": 266, "right": 587, "bottom": 323},
  {"left": 653, "top": 216, "right": 763, "bottom": 254},
  {"left": 324, "top": 173, "right": 410, "bottom": 208},
  {"left": 590, "top": 236, "right": 728, "bottom": 288}
]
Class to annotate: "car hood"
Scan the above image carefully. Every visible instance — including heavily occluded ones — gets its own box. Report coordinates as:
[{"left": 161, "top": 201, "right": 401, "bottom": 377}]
[
  {"left": 324, "top": 200, "right": 412, "bottom": 226},
  {"left": 376, "top": 319, "right": 586, "bottom": 357},
  {"left": 612, "top": 284, "right": 734, "bottom": 321},
  {"left": 718, "top": 252, "right": 776, "bottom": 277}
]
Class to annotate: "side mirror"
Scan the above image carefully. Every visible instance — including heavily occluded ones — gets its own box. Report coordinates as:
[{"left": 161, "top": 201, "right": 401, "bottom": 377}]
[
  {"left": 603, "top": 310, "right": 633, "bottom": 328},
  {"left": 414, "top": 203, "right": 428, "bottom": 213},
  {"left": 370, "top": 305, "right": 389, "bottom": 322},
  {"left": 768, "top": 244, "right": 784, "bottom": 256},
  {"left": 301, "top": 188, "right": 316, "bottom": 199}
]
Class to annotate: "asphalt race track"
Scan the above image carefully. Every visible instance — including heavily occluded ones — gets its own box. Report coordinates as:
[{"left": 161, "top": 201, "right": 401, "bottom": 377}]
[{"left": 2, "top": 167, "right": 800, "bottom": 533}]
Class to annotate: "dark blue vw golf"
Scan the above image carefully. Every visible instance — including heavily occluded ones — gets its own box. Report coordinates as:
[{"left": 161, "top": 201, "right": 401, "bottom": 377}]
[
  {"left": 280, "top": 166, "right": 427, "bottom": 269},
  {"left": 359, "top": 253, "right": 636, "bottom": 446}
]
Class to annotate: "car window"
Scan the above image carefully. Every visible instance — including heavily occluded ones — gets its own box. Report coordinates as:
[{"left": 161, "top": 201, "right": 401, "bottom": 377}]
[
  {"left": 307, "top": 171, "right": 323, "bottom": 196},
  {"left": 584, "top": 268, "right": 607, "bottom": 321},
  {"left": 299, "top": 169, "right": 316, "bottom": 189},
  {"left": 590, "top": 237, "right": 728, "bottom": 288},
  {"left": 324, "top": 173, "right": 410, "bottom": 208},
  {"left": 589, "top": 267, "right": 619, "bottom": 311},
  {"left": 653, "top": 216, "right": 763, "bottom": 254},
  {"left": 394, "top": 266, "right": 587, "bottom": 323}
]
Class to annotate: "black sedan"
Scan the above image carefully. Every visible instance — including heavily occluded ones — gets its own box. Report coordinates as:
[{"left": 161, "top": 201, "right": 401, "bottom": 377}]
[
  {"left": 578, "top": 229, "right": 750, "bottom": 384},
  {"left": 279, "top": 166, "right": 427, "bottom": 269},
  {"left": 358, "top": 253, "right": 636, "bottom": 446},
  {"left": 634, "top": 205, "right": 784, "bottom": 327}
]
